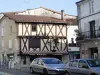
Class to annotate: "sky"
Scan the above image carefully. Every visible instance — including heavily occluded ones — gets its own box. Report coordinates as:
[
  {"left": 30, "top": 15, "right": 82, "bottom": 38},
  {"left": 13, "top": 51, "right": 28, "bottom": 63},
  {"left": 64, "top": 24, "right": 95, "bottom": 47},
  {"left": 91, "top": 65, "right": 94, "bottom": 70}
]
[{"left": 0, "top": 0, "right": 80, "bottom": 16}]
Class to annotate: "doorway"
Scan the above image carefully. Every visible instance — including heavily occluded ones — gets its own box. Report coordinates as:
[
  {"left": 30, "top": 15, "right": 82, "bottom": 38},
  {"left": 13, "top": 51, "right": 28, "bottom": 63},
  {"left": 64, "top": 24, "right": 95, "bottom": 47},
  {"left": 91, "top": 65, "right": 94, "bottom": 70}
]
[{"left": 90, "top": 47, "right": 98, "bottom": 59}]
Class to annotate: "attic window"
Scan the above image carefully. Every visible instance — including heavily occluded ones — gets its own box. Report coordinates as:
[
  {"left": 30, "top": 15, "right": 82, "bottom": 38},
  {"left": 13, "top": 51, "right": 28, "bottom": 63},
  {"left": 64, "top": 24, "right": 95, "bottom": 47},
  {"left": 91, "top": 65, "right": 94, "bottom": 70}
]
[{"left": 32, "top": 25, "right": 37, "bottom": 31}]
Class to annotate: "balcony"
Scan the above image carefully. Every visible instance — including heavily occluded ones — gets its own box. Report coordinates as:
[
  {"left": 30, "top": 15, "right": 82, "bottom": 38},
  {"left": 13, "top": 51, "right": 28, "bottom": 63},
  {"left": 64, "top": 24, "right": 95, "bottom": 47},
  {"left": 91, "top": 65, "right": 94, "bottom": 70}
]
[{"left": 76, "top": 30, "right": 100, "bottom": 41}]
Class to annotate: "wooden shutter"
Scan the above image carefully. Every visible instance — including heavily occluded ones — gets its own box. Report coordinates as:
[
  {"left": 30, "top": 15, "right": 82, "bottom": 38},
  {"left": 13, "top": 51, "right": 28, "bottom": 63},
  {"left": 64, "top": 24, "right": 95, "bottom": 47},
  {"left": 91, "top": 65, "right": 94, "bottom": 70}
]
[
  {"left": 29, "top": 38, "right": 40, "bottom": 48},
  {"left": 95, "top": 19, "right": 99, "bottom": 36}
]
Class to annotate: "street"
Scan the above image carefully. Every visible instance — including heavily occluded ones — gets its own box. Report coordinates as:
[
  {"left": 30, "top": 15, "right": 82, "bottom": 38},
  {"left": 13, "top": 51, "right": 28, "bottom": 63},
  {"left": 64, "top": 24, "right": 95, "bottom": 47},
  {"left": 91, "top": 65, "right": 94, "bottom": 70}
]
[{"left": 0, "top": 67, "right": 39, "bottom": 75}]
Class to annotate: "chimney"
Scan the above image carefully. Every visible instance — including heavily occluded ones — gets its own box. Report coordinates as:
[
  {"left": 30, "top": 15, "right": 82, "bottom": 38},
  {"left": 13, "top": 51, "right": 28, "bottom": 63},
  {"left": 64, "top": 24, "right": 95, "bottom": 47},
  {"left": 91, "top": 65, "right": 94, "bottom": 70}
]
[{"left": 61, "top": 10, "right": 64, "bottom": 20}]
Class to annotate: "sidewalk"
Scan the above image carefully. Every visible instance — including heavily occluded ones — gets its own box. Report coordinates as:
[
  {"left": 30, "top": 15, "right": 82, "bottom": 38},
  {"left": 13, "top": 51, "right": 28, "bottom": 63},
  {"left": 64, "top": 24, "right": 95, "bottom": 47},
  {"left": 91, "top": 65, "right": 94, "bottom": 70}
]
[
  {"left": 0, "top": 72, "right": 12, "bottom": 75},
  {"left": 19, "top": 67, "right": 30, "bottom": 73},
  {"left": 0, "top": 64, "right": 29, "bottom": 73},
  {"left": 0, "top": 67, "right": 34, "bottom": 75}
]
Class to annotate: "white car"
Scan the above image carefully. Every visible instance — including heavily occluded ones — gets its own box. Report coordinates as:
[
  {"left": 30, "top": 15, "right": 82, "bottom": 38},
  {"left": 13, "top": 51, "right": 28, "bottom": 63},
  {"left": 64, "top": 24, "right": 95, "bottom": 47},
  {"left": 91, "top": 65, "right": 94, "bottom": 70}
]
[
  {"left": 66, "top": 59, "right": 100, "bottom": 75},
  {"left": 30, "top": 57, "right": 68, "bottom": 75}
]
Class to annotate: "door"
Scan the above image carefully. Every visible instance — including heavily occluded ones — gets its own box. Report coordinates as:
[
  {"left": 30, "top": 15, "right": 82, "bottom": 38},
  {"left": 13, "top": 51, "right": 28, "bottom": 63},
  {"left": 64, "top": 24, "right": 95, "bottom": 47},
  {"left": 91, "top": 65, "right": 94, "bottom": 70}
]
[
  {"left": 90, "top": 21, "right": 95, "bottom": 38},
  {"left": 37, "top": 59, "right": 44, "bottom": 73},
  {"left": 90, "top": 47, "right": 98, "bottom": 59},
  {"left": 69, "top": 60, "right": 79, "bottom": 75},
  {"left": 32, "top": 59, "right": 39, "bottom": 72},
  {"left": 78, "top": 60, "right": 90, "bottom": 75}
]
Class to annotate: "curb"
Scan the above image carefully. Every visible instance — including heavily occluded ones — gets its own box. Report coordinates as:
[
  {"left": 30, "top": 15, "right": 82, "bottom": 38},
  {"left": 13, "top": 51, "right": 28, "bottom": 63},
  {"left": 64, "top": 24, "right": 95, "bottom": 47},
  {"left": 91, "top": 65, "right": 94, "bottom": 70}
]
[{"left": 0, "top": 72, "right": 12, "bottom": 75}]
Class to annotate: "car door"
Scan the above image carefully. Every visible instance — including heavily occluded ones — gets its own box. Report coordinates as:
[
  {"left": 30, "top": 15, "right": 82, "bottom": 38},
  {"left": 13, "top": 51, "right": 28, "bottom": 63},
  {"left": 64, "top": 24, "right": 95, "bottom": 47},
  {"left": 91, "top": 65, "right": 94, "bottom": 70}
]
[
  {"left": 32, "top": 59, "right": 40, "bottom": 72},
  {"left": 68, "top": 60, "right": 79, "bottom": 75},
  {"left": 78, "top": 60, "right": 90, "bottom": 75},
  {"left": 36, "top": 59, "right": 44, "bottom": 73}
]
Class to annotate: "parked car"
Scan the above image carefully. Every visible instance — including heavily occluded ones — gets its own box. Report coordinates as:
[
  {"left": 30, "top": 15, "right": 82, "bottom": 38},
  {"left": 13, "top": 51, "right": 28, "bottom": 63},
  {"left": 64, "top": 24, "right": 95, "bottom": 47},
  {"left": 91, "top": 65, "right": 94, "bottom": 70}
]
[
  {"left": 66, "top": 59, "right": 100, "bottom": 75},
  {"left": 30, "top": 57, "right": 68, "bottom": 75}
]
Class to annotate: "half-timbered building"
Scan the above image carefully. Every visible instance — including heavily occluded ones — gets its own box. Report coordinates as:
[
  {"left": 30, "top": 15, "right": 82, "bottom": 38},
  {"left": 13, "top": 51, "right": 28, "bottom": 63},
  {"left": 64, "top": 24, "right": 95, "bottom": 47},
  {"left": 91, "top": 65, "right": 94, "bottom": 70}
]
[{"left": 0, "top": 7, "right": 77, "bottom": 68}]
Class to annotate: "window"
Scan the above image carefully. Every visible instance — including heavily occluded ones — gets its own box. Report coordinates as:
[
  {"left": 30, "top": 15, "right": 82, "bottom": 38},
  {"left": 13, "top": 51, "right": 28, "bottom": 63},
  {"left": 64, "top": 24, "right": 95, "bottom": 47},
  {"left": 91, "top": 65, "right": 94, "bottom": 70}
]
[
  {"left": 15, "top": 39, "right": 18, "bottom": 50},
  {"left": 71, "top": 60, "right": 78, "bottom": 67},
  {"left": 89, "top": 0, "right": 94, "bottom": 14},
  {"left": 32, "top": 25, "right": 37, "bottom": 31},
  {"left": 34, "top": 59, "right": 39, "bottom": 64},
  {"left": 9, "top": 40, "right": 12, "bottom": 49},
  {"left": 87, "top": 60, "right": 100, "bottom": 67},
  {"left": 29, "top": 38, "right": 40, "bottom": 48},
  {"left": 69, "top": 61, "right": 73, "bottom": 66},
  {"left": 10, "top": 26, "right": 12, "bottom": 34},
  {"left": 43, "top": 58, "right": 62, "bottom": 64},
  {"left": 38, "top": 60, "right": 43, "bottom": 65},
  {"left": 90, "top": 20, "right": 95, "bottom": 38},
  {"left": 78, "top": 6, "right": 81, "bottom": 18},
  {"left": 78, "top": 60, "right": 88, "bottom": 68},
  {"left": 1, "top": 27, "right": 4, "bottom": 36},
  {"left": 1, "top": 40, "right": 4, "bottom": 48}
]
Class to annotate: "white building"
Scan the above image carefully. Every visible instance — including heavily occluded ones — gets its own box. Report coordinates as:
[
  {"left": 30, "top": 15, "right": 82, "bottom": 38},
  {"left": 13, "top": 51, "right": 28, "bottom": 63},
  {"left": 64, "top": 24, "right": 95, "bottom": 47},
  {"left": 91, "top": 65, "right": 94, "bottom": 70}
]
[{"left": 76, "top": 0, "right": 100, "bottom": 59}]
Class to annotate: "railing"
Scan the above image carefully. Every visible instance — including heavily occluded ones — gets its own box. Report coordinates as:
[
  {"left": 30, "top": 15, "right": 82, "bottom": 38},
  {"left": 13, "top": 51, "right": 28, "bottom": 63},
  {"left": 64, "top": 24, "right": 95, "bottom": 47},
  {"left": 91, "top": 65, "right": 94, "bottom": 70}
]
[{"left": 76, "top": 30, "right": 100, "bottom": 41}]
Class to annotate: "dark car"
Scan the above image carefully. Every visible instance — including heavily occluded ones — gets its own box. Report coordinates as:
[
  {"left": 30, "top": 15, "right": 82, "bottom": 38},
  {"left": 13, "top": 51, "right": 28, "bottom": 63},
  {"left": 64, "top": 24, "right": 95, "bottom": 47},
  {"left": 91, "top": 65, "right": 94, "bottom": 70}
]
[
  {"left": 30, "top": 57, "right": 68, "bottom": 75},
  {"left": 66, "top": 59, "right": 100, "bottom": 75}
]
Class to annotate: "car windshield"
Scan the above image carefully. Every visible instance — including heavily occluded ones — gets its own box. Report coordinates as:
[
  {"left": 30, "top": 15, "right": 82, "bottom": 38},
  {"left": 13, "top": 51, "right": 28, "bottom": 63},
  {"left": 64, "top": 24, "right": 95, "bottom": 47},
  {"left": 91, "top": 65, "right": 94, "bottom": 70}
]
[
  {"left": 43, "top": 58, "right": 63, "bottom": 64},
  {"left": 87, "top": 60, "right": 100, "bottom": 67}
]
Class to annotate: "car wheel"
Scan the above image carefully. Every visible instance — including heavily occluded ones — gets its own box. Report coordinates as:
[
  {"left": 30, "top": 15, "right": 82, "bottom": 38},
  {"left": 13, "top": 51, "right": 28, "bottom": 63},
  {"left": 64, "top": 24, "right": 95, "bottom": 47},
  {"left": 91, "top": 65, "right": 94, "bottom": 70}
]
[
  {"left": 90, "top": 73, "right": 97, "bottom": 75},
  {"left": 30, "top": 67, "right": 34, "bottom": 74},
  {"left": 43, "top": 68, "right": 48, "bottom": 74},
  {"left": 64, "top": 72, "right": 70, "bottom": 75}
]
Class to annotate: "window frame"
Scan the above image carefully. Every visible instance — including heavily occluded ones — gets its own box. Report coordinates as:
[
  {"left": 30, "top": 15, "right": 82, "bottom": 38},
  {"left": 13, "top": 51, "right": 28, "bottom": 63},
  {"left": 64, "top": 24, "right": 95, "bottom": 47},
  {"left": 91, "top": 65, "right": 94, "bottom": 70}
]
[
  {"left": 31, "top": 25, "right": 37, "bottom": 32},
  {"left": 33, "top": 59, "right": 39, "bottom": 64},
  {"left": 78, "top": 60, "right": 89, "bottom": 68},
  {"left": 70, "top": 60, "right": 78, "bottom": 67},
  {"left": 10, "top": 26, "right": 12, "bottom": 34}
]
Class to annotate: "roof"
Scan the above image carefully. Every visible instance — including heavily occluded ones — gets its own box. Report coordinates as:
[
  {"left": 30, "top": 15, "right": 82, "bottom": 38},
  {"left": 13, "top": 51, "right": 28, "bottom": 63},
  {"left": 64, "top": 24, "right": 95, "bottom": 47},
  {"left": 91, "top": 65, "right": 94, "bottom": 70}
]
[
  {"left": 40, "top": 6, "right": 76, "bottom": 17},
  {"left": 4, "top": 13, "right": 67, "bottom": 24},
  {"left": 1, "top": 6, "right": 76, "bottom": 17},
  {"left": 76, "top": 0, "right": 86, "bottom": 5},
  {"left": 65, "top": 18, "right": 77, "bottom": 25},
  {"left": 40, "top": 6, "right": 67, "bottom": 16}
]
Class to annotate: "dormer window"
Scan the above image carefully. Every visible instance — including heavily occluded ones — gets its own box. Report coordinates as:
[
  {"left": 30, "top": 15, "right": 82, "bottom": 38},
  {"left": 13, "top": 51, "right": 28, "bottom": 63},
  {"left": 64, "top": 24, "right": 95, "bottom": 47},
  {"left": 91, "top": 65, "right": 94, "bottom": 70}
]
[{"left": 32, "top": 25, "right": 37, "bottom": 31}]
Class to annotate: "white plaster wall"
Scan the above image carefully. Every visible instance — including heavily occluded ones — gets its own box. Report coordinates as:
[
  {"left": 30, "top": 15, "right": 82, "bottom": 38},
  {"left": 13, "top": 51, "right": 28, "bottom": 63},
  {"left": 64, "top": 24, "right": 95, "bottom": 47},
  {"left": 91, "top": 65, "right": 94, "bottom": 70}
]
[
  {"left": 62, "top": 55, "right": 69, "bottom": 63},
  {"left": 78, "top": 0, "right": 100, "bottom": 19},
  {"left": 18, "top": 24, "right": 66, "bottom": 37},
  {"left": 94, "top": 0, "right": 100, "bottom": 13},
  {"left": 41, "top": 39, "right": 51, "bottom": 51},
  {"left": 78, "top": 0, "right": 100, "bottom": 59},
  {"left": 79, "top": 13, "right": 100, "bottom": 32},
  {"left": 0, "top": 17, "right": 19, "bottom": 66},
  {"left": 21, "top": 38, "right": 67, "bottom": 52},
  {"left": 81, "top": 40, "right": 100, "bottom": 59},
  {"left": 67, "top": 25, "right": 78, "bottom": 43},
  {"left": 17, "top": 8, "right": 76, "bottom": 19},
  {"left": 0, "top": 17, "right": 6, "bottom": 52},
  {"left": 79, "top": 1, "right": 90, "bottom": 18}
]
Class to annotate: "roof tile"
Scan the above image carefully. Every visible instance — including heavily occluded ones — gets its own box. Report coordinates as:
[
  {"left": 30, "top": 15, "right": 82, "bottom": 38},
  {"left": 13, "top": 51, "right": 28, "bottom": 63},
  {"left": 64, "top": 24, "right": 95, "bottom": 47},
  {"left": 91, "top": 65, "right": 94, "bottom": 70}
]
[{"left": 4, "top": 13, "right": 67, "bottom": 24}]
